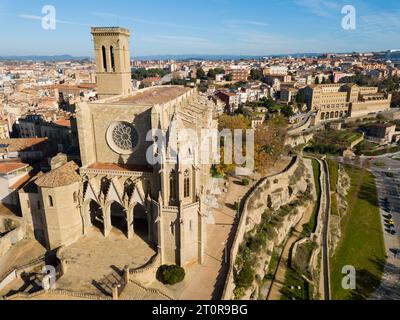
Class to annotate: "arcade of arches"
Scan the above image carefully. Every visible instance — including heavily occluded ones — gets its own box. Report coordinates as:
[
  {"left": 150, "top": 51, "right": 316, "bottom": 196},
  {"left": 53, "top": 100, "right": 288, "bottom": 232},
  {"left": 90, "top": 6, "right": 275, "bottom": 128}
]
[{"left": 84, "top": 199, "right": 150, "bottom": 243}]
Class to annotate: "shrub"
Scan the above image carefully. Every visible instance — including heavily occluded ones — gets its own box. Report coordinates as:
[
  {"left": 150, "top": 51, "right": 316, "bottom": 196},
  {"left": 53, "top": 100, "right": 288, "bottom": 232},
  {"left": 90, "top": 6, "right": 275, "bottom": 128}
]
[
  {"left": 242, "top": 179, "right": 250, "bottom": 186},
  {"left": 3, "top": 219, "right": 15, "bottom": 232},
  {"left": 158, "top": 265, "right": 185, "bottom": 285},
  {"left": 235, "top": 262, "right": 255, "bottom": 289}
]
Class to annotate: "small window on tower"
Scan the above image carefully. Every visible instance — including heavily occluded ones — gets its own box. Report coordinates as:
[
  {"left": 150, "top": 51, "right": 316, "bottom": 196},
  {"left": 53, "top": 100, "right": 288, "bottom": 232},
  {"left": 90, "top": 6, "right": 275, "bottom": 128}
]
[
  {"left": 48, "top": 196, "right": 54, "bottom": 207},
  {"left": 110, "top": 46, "right": 115, "bottom": 72},
  {"left": 169, "top": 170, "right": 177, "bottom": 202},
  {"left": 184, "top": 170, "right": 190, "bottom": 198},
  {"left": 101, "top": 46, "right": 107, "bottom": 72}
]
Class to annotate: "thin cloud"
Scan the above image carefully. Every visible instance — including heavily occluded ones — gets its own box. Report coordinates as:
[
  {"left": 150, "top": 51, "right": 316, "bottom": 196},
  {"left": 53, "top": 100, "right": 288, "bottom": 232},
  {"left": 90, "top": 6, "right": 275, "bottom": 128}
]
[
  {"left": 294, "top": 0, "right": 341, "bottom": 17},
  {"left": 18, "top": 14, "right": 90, "bottom": 27},
  {"left": 90, "top": 11, "right": 195, "bottom": 30},
  {"left": 223, "top": 19, "right": 269, "bottom": 28}
]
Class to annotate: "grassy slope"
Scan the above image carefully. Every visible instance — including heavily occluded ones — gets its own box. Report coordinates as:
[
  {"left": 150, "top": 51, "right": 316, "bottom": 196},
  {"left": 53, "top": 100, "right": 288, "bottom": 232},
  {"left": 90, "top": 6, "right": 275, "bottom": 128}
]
[
  {"left": 330, "top": 165, "right": 386, "bottom": 300},
  {"left": 327, "top": 160, "right": 340, "bottom": 216}
]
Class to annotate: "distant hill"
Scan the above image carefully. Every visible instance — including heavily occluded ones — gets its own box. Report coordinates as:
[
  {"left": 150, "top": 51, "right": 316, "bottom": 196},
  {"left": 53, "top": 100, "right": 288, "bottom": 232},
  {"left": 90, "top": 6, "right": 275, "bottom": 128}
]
[
  {"left": 0, "top": 55, "right": 91, "bottom": 62},
  {"left": 134, "top": 53, "right": 323, "bottom": 61}
]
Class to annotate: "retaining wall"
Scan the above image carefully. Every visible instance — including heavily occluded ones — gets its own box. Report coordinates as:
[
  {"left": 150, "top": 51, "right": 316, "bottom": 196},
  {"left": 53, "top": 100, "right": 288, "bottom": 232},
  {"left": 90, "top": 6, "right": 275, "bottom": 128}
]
[{"left": 222, "top": 156, "right": 301, "bottom": 300}]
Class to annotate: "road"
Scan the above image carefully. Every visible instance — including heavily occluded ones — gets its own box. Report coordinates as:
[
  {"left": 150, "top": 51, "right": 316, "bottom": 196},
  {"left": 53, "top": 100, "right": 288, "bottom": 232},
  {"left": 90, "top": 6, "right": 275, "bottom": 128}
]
[
  {"left": 321, "top": 159, "right": 331, "bottom": 300},
  {"left": 370, "top": 163, "right": 400, "bottom": 300},
  {"left": 332, "top": 155, "right": 400, "bottom": 300}
]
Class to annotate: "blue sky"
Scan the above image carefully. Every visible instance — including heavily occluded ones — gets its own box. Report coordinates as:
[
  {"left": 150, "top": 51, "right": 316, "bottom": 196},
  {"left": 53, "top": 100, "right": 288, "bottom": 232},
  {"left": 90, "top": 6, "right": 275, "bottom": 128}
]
[{"left": 0, "top": 0, "right": 399, "bottom": 56}]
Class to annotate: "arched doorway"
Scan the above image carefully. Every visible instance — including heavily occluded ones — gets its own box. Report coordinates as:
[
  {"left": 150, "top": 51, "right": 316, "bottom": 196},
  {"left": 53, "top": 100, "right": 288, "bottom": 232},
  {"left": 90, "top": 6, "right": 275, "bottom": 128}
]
[
  {"left": 89, "top": 200, "right": 104, "bottom": 234},
  {"left": 132, "top": 203, "right": 150, "bottom": 244},
  {"left": 110, "top": 201, "right": 127, "bottom": 237}
]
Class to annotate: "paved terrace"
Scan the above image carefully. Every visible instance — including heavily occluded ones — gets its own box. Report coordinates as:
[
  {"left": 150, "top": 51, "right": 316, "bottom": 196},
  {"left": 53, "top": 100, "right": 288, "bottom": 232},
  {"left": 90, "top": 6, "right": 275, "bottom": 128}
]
[{"left": 56, "top": 229, "right": 155, "bottom": 297}]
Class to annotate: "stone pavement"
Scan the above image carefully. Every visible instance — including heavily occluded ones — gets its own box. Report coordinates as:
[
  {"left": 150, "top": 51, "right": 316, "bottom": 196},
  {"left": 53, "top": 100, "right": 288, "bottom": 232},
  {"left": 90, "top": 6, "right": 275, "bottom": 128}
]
[{"left": 56, "top": 229, "right": 155, "bottom": 297}]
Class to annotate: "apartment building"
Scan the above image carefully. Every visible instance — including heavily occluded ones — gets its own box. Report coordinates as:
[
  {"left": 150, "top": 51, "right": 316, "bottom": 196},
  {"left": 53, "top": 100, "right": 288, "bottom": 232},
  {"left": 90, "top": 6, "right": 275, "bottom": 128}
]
[{"left": 302, "top": 83, "right": 392, "bottom": 122}]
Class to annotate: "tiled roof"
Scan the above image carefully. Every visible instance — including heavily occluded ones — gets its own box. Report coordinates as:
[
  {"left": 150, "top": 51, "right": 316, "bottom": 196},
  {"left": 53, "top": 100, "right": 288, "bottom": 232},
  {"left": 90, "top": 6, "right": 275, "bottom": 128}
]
[
  {"left": 9, "top": 173, "right": 32, "bottom": 190},
  {"left": 0, "top": 138, "right": 48, "bottom": 153},
  {"left": 0, "top": 162, "right": 29, "bottom": 174},
  {"left": 35, "top": 161, "right": 80, "bottom": 188},
  {"left": 53, "top": 119, "right": 71, "bottom": 128}
]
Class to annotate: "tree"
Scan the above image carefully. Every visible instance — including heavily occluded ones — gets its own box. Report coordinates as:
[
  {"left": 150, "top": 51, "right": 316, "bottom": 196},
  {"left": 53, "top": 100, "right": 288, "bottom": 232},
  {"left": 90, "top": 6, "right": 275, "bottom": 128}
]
[
  {"left": 250, "top": 68, "right": 263, "bottom": 81},
  {"left": 158, "top": 265, "right": 185, "bottom": 285},
  {"left": 196, "top": 68, "right": 206, "bottom": 79},
  {"left": 225, "top": 74, "right": 233, "bottom": 81},
  {"left": 254, "top": 115, "right": 288, "bottom": 175},
  {"left": 207, "top": 69, "right": 217, "bottom": 79},
  {"left": 296, "top": 90, "right": 306, "bottom": 104},
  {"left": 218, "top": 114, "right": 250, "bottom": 131},
  {"left": 391, "top": 92, "right": 400, "bottom": 108}
]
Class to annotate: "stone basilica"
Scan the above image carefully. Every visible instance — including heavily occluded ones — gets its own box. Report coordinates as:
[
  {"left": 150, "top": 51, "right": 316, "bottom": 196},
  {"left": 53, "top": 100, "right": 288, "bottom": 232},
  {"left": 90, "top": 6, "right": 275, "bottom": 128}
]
[{"left": 19, "top": 27, "right": 218, "bottom": 267}]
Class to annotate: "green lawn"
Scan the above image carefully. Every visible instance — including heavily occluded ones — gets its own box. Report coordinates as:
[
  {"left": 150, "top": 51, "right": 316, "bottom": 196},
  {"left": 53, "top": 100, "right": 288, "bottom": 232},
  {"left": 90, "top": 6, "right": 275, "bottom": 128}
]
[
  {"left": 330, "top": 166, "right": 386, "bottom": 300},
  {"left": 280, "top": 267, "right": 311, "bottom": 300},
  {"left": 355, "top": 141, "right": 400, "bottom": 156},
  {"left": 304, "top": 130, "right": 363, "bottom": 155},
  {"left": 327, "top": 160, "right": 340, "bottom": 216},
  {"left": 327, "top": 160, "right": 339, "bottom": 192}
]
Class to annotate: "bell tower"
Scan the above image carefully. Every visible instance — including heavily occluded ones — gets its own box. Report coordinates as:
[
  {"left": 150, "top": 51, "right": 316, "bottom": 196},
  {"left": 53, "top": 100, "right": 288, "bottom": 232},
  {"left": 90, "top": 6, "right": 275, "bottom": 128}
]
[{"left": 91, "top": 27, "right": 132, "bottom": 99}]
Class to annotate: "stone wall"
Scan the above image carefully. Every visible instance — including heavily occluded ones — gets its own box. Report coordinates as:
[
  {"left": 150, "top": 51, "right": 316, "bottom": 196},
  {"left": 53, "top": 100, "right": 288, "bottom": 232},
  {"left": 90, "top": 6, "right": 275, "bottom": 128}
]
[
  {"left": 0, "top": 216, "right": 25, "bottom": 256},
  {"left": 222, "top": 156, "right": 302, "bottom": 300},
  {"left": 286, "top": 132, "right": 314, "bottom": 148},
  {"left": 351, "top": 96, "right": 392, "bottom": 118},
  {"left": 129, "top": 253, "right": 160, "bottom": 286}
]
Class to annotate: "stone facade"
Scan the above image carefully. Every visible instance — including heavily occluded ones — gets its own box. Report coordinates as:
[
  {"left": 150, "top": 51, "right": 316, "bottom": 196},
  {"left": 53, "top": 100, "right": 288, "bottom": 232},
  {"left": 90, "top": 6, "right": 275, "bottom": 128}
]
[
  {"left": 302, "top": 84, "right": 392, "bottom": 123},
  {"left": 92, "top": 27, "right": 132, "bottom": 99},
  {"left": 19, "top": 27, "right": 218, "bottom": 267}
]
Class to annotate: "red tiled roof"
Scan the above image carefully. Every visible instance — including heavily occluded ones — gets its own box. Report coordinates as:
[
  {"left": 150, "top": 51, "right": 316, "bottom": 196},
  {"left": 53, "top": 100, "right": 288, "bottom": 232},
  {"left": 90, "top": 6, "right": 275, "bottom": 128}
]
[
  {"left": 0, "top": 138, "right": 48, "bottom": 153},
  {"left": 0, "top": 162, "right": 29, "bottom": 174},
  {"left": 53, "top": 119, "right": 71, "bottom": 128},
  {"left": 78, "top": 83, "right": 96, "bottom": 89},
  {"left": 35, "top": 161, "right": 80, "bottom": 188}
]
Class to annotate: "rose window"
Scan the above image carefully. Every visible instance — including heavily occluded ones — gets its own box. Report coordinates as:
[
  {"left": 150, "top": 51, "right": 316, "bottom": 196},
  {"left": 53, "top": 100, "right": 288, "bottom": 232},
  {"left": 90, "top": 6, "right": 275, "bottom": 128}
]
[{"left": 107, "top": 122, "right": 139, "bottom": 155}]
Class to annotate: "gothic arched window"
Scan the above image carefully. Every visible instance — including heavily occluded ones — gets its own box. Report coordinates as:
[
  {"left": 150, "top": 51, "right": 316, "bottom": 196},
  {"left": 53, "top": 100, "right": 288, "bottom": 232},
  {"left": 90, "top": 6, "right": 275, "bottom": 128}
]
[
  {"left": 184, "top": 169, "right": 190, "bottom": 198},
  {"left": 110, "top": 46, "right": 115, "bottom": 72},
  {"left": 101, "top": 46, "right": 107, "bottom": 71},
  {"left": 169, "top": 170, "right": 177, "bottom": 202}
]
